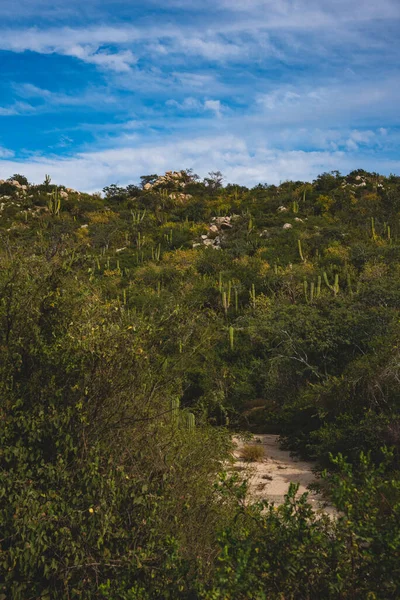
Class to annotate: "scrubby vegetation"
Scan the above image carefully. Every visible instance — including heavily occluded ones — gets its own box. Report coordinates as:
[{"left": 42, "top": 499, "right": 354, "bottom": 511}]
[
  {"left": 240, "top": 444, "right": 265, "bottom": 462},
  {"left": 1, "top": 168, "right": 399, "bottom": 598}
]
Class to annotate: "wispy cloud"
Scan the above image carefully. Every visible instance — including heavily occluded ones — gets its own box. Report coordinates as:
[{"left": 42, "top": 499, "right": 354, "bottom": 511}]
[
  {"left": 0, "top": 0, "right": 399, "bottom": 186},
  {"left": 1, "top": 130, "right": 399, "bottom": 192}
]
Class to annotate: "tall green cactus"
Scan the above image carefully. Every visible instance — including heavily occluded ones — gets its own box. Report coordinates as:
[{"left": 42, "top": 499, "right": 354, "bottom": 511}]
[
  {"left": 310, "top": 281, "right": 315, "bottom": 303},
  {"left": 371, "top": 217, "right": 377, "bottom": 241},
  {"left": 323, "top": 272, "right": 339, "bottom": 296},
  {"left": 317, "top": 275, "right": 322, "bottom": 297},
  {"left": 303, "top": 279, "right": 309, "bottom": 303},
  {"left": 47, "top": 189, "right": 61, "bottom": 216},
  {"left": 347, "top": 273, "right": 353, "bottom": 297},
  {"left": 298, "top": 239, "right": 305, "bottom": 262},
  {"left": 170, "top": 398, "right": 180, "bottom": 425},
  {"left": 229, "top": 326, "right": 234, "bottom": 350},
  {"left": 250, "top": 283, "right": 256, "bottom": 308},
  {"left": 222, "top": 291, "right": 228, "bottom": 315},
  {"left": 184, "top": 412, "right": 195, "bottom": 431}
]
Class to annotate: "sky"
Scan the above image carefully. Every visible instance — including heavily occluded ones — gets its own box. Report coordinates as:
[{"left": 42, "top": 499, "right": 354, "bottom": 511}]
[{"left": 0, "top": 0, "right": 399, "bottom": 191}]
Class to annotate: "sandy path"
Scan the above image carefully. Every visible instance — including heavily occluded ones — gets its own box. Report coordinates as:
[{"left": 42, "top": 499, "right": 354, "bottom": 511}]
[{"left": 233, "top": 434, "right": 335, "bottom": 515}]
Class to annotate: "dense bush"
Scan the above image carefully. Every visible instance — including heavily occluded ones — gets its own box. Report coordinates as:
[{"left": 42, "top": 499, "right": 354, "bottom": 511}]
[{"left": 1, "top": 168, "right": 400, "bottom": 597}]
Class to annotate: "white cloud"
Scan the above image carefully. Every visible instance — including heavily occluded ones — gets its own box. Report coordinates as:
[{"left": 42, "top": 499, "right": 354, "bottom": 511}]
[
  {"left": 0, "top": 101, "right": 36, "bottom": 116},
  {"left": 14, "top": 83, "right": 118, "bottom": 108},
  {"left": 1, "top": 132, "right": 398, "bottom": 192},
  {"left": 204, "top": 99, "right": 222, "bottom": 117},
  {"left": 0, "top": 26, "right": 141, "bottom": 72},
  {"left": 166, "top": 97, "right": 223, "bottom": 116},
  {"left": 0, "top": 147, "right": 14, "bottom": 159}
]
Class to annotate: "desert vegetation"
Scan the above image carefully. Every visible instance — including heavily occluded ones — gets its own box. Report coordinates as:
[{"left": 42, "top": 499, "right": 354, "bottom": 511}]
[{"left": 0, "top": 168, "right": 399, "bottom": 598}]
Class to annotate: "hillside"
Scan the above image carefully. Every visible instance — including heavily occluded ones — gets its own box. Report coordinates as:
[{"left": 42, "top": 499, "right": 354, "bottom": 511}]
[{"left": 1, "top": 168, "right": 399, "bottom": 598}]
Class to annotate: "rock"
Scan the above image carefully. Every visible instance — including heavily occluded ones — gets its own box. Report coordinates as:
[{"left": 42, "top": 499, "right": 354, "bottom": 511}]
[
  {"left": 215, "top": 217, "right": 232, "bottom": 229},
  {"left": 209, "top": 224, "right": 219, "bottom": 234},
  {"left": 168, "top": 192, "right": 192, "bottom": 202},
  {"left": 203, "top": 238, "right": 215, "bottom": 246},
  {"left": 192, "top": 243, "right": 201, "bottom": 248},
  {"left": 283, "top": 223, "right": 293, "bottom": 230},
  {"left": 277, "top": 206, "right": 288, "bottom": 212},
  {"left": 201, "top": 234, "right": 208, "bottom": 240},
  {"left": 144, "top": 183, "right": 153, "bottom": 190},
  {"left": 59, "top": 190, "right": 68, "bottom": 199},
  {"left": 80, "top": 224, "right": 88, "bottom": 229},
  {"left": 10, "top": 180, "right": 21, "bottom": 187},
  {"left": 294, "top": 217, "right": 303, "bottom": 222},
  {"left": 116, "top": 247, "right": 126, "bottom": 253}
]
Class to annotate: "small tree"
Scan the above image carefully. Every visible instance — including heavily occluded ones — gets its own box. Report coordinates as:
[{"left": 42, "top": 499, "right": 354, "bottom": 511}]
[{"left": 8, "top": 173, "right": 29, "bottom": 186}]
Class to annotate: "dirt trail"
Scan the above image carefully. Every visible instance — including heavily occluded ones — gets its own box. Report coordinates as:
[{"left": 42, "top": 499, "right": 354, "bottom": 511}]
[{"left": 233, "top": 434, "right": 335, "bottom": 515}]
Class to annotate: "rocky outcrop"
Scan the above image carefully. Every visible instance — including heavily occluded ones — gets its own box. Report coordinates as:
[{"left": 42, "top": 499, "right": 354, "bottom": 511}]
[
  {"left": 144, "top": 170, "right": 192, "bottom": 191},
  {"left": 194, "top": 215, "right": 238, "bottom": 249}
]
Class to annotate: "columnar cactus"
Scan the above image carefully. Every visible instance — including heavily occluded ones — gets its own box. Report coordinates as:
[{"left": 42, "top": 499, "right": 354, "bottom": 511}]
[
  {"left": 229, "top": 326, "right": 234, "bottom": 350},
  {"left": 298, "top": 239, "right": 305, "bottom": 262}
]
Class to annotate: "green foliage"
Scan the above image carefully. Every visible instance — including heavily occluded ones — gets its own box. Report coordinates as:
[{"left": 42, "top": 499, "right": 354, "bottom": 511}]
[{"left": 1, "top": 167, "right": 400, "bottom": 596}]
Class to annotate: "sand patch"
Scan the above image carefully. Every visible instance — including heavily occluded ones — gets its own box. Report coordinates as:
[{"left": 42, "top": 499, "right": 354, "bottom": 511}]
[{"left": 233, "top": 434, "right": 335, "bottom": 516}]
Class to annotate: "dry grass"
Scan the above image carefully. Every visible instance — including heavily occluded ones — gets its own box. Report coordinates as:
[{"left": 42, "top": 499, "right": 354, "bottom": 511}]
[{"left": 240, "top": 444, "right": 265, "bottom": 462}]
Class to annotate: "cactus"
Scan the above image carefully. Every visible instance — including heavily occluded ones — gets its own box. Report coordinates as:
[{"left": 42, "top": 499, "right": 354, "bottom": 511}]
[
  {"left": 303, "top": 279, "right": 308, "bottom": 303},
  {"left": 371, "top": 217, "right": 377, "bottom": 241},
  {"left": 229, "top": 326, "right": 234, "bottom": 350},
  {"left": 317, "top": 275, "right": 322, "bottom": 297},
  {"left": 219, "top": 272, "right": 223, "bottom": 294},
  {"left": 234, "top": 288, "right": 239, "bottom": 313},
  {"left": 387, "top": 225, "right": 391, "bottom": 242},
  {"left": 323, "top": 272, "right": 339, "bottom": 296},
  {"left": 184, "top": 412, "right": 195, "bottom": 431},
  {"left": 131, "top": 209, "right": 146, "bottom": 224},
  {"left": 222, "top": 291, "right": 228, "bottom": 315},
  {"left": 347, "top": 273, "right": 353, "bottom": 297},
  {"left": 250, "top": 283, "right": 256, "bottom": 308},
  {"left": 170, "top": 398, "right": 180, "bottom": 425},
  {"left": 292, "top": 200, "right": 299, "bottom": 213},
  {"left": 334, "top": 273, "right": 339, "bottom": 296},
  {"left": 310, "top": 281, "right": 315, "bottom": 303},
  {"left": 298, "top": 239, "right": 305, "bottom": 262},
  {"left": 47, "top": 189, "right": 61, "bottom": 216}
]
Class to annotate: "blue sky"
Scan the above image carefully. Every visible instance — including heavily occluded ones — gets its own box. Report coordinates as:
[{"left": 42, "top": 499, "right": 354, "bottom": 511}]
[{"left": 0, "top": 0, "right": 399, "bottom": 191}]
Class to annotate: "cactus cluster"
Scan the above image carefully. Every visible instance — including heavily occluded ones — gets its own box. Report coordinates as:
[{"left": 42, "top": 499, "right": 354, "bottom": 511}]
[
  {"left": 47, "top": 189, "right": 61, "bottom": 216},
  {"left": 170, "top": 398, "right": 196, "bottom": 431}
]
